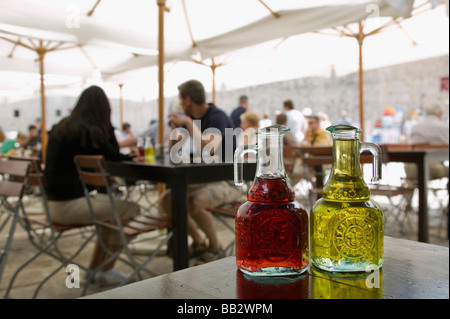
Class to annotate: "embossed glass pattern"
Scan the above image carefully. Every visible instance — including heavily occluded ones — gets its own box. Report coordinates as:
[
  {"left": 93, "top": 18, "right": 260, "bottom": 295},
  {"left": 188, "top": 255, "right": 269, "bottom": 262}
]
[
  {"left": 311, "top": 125, "right": 383, "bottom": 272},
  {"left": 234, "top": 125, "right": 309, "bottom": 276}
]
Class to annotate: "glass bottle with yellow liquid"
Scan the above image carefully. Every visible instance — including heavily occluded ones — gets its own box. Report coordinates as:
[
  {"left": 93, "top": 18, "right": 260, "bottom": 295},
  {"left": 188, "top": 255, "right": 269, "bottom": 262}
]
[
  {"left": 144, "top": 136, "right": 155, "bottom": 163},
  {"left": 311, "top": 125, "right": 383, "bottom": 272}
]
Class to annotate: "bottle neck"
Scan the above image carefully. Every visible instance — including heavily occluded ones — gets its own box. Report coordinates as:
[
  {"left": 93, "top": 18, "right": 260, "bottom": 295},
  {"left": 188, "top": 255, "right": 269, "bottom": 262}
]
[
  {"left": 255, "top": 134, "right": 286, "bottom": 179},
  {"left": 323, "top": 138, "right": 370, "bottom": 201},
  {"left": 248, "top": 133, "right": 295, "bottom": 203},
  {"left": 332, "top": 139, "right": 363, "bottom": 177}
]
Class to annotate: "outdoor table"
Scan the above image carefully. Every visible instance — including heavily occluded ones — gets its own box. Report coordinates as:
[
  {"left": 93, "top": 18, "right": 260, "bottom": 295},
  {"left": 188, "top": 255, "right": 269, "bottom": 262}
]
[
  {"left": 299, "top": 146, "right": 449, "bottom": 243},
  {"left": 84, "top": 236, "right": 449, "bottom": 299},
  {"left": 106, "top": 158, "right": 256, "bottom": 271},
  {"left": 387, "top": 147, "right": 449, "bottom": 242}
]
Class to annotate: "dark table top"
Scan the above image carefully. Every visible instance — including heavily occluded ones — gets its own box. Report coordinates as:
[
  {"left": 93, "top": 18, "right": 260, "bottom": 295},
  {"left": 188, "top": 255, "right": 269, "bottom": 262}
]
[
  {"left": 85, "top": 236, "right": 448, "bottom": 299},
  {"left": 107, "top": 158, "right": 257, "bottom": 185},
  {"left": 106, "top": 159, "right": 256, "bottom": 271}
]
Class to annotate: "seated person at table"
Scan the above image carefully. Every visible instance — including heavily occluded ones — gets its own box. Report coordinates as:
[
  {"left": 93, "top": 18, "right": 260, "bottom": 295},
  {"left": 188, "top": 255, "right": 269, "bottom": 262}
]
[
  {"left": 114, "top": 122, "right": 137, "bottom": 155},
  {"left": 237, "top": 112, "right": 259, "bottom": 146},
  {"left": 300, "top": 115, "right": 333, "bottom": 187},
  {"left": 23, "top": 124, "right": 42, "bottom": 153},
  {"left": 44, "top": 85, "right": 140, "bottom": 286},
  {"left": 229, "top": 94, "right": 249, "bottom": 129},
  {"left": 403, "top": 102, "right": 449, "bottom": 183},
  {"left": 1, "top": 132, "right": 29, "bottom": 155},
  {"left": 237, "top": 112, "right": 259, "bottom": 162},
  {"left": 301, "top": 115, "right": 332, "bottom": 147},
  {"left": 276, "top": 113, "right": 305, "bottom": 186},
  {"left": 276, "top": 113, "right": 298, "bottom": 147},
  {"left": 283, "top": 99, "right": 306, "bottom": 144},
  {"left": 160, "top": 79, "right": 242, "bottom": 265}
]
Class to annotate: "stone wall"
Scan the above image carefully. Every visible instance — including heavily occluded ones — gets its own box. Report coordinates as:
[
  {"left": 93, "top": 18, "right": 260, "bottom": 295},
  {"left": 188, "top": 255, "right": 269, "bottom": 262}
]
[
  {"left": 213, "top": 54, "right": 449, "bottom": 128},
  {"left": 0, "top": 95, "right": 154, "bottom": 134},
  {"left": 1, "top": 55, "right": 448, "bottom": 136}
]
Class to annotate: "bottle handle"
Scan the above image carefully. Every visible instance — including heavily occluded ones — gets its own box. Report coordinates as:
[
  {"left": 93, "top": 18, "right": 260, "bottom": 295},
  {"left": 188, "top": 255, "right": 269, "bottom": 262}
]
[
  {"left": 360, "top": 142, "right": 382, "bottom": 184},
  {"left": 234, "top": 144, "right": 257, "bottom": 187}
]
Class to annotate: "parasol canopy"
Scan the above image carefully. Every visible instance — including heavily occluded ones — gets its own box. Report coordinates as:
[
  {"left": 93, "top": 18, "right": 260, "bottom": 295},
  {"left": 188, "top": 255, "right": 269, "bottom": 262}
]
[{"left": 0, "top": 0, "right": 446, "bottom": 151}]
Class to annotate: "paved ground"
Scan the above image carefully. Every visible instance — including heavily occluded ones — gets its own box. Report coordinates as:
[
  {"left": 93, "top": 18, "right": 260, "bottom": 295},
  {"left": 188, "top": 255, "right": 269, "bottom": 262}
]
[
  {"left": 0, "top": 186, "right": 236, "bottom": 299},
  {"left": 1, "top": 170, "right": 448, "bottom": 299}
]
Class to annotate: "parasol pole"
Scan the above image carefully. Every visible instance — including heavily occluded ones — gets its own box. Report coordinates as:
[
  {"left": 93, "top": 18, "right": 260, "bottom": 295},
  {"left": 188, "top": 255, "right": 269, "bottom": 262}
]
[
  {"left": 357, "top": 22, "right": 365, "bottom": 141},
  {"left": 211, "top": 57, "right": 217, "bottom": 104},
  {"left": 157, "top": 0, "right": 166, "bottom": 148},
  {"left": 191, "top": 57, "right": 226, "bottom": 105},
  {"left": 157, "top": 0, "right": 167, "bottom": 197},
  {"left": 37, "top": 40, "right": 48, "bottom": 162},
  {"left": 118, "top": 83, "right": 124, "bottom": 128}
]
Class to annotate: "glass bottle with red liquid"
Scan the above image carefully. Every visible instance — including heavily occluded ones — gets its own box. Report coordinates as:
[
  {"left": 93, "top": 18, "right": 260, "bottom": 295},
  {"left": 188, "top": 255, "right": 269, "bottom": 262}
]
[{"left": 234, "top": 125, "right": 309, "bottom": 276}]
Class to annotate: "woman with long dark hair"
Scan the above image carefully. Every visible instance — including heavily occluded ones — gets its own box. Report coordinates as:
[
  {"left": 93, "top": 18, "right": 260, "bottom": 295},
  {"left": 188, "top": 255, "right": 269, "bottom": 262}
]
[{"left": 45, "top": 86, "right": 139, "bottom": 286}]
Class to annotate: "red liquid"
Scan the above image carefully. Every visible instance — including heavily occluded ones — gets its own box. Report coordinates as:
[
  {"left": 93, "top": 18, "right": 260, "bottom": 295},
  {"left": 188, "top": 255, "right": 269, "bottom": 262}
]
[
  {"left": 236, "top": 270, "right": 309, "bottom": 299},
  {"left": 235, "top": 177, "right": 309, "bottom": 275},
  {"left": 138, "top": 147, "right": 145, "bottom": 162}
]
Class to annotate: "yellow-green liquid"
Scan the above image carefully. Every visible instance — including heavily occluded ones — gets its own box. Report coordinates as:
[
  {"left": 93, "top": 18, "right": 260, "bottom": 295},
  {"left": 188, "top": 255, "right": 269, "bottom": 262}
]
[
  {"left": 310, "top": 137, "right": 384, "bottom": 272},
  {"left": 311, "top": 197, "right": 383, "bottom": 272}
]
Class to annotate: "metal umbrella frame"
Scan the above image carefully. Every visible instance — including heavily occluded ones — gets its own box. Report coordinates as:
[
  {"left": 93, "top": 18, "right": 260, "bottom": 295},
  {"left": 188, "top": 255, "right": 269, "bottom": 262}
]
[
  {"left": 0, "top": 36, "right": 87, "bottom": 160},
  {"left": 315, "top": 0, "right": 437, "bottom": 140}
]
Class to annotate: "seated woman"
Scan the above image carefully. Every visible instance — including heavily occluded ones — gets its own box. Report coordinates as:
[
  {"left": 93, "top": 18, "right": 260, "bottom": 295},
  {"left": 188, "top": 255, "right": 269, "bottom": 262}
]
[
  {"left": 237, "top": 112, "right": 260, "bottom": 163},
  {"left": 237, "top": 112, "right": 259, "bottom": 146},
  {"left": 44, "top": 85, "right": 140, "bottom": 286}
]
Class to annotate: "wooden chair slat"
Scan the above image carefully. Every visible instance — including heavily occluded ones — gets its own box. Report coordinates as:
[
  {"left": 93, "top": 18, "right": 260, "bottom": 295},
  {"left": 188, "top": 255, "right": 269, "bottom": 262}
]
[
  {"left": 0, "top": 160, "right": 30, "bottom": 178},
  {"left": 79, "top": 171, "right": 109, "bottom": 187},
  {"left": 7, "top": 157, "right": 47, "bottom": 187},
  {"left": 0, "top": 181, "right": 25, "bottom": 197},
  {"left": 75, "top": 155, "right": 106, "bottom": 170}
]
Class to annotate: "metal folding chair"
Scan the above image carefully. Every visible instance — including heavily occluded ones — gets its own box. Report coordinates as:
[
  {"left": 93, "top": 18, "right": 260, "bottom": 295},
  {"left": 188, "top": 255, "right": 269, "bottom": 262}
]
[
  {"left": 74, "top": 155, "right": 172, "bottom": 294},
  {"left": 122, "top": 180, "right": 160, "bottom": 215},
  {"left": 0, "top": 159, "right": 30, "bottom": 287},
  {"left": 3, "top": 157, "right": 96, "bottom": 299},
  {"left": 369, "top": 184, "right": 415, "bottom": 234}
]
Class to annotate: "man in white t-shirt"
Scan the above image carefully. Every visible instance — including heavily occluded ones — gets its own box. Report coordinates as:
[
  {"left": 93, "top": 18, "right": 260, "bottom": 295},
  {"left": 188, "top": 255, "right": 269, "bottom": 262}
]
[
  {"left": 283, "top": 99, "right": 306, "bottom": 144},
  {"left": 404, "top": 102, "right": 449, "bottom": 181},
  {"left": 114, "top": 122, "right": 137, "bottom": 155},
  {"left": 410, "top": 103, "right": 449, "bottom": 145}
]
